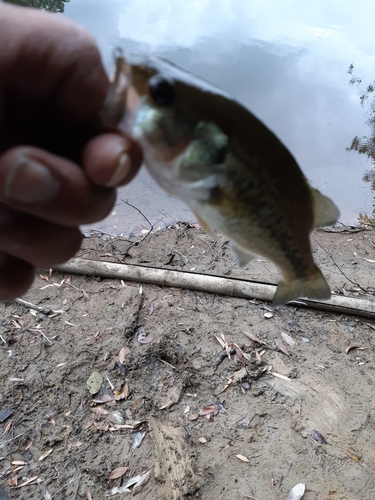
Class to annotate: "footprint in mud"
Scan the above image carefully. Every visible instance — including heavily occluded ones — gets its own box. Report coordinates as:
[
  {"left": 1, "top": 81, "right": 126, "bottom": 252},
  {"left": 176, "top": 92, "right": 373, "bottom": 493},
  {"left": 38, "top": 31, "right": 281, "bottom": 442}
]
[{"left": 266, "top": 372, "right": 375, "bottom": 499}]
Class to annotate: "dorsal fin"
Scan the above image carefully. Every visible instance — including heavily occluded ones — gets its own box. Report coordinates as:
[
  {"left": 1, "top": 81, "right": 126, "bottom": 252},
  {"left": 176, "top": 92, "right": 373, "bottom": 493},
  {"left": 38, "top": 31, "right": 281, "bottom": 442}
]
[{"left": 310, "top": 188, "right": 340, "bottom": 228}]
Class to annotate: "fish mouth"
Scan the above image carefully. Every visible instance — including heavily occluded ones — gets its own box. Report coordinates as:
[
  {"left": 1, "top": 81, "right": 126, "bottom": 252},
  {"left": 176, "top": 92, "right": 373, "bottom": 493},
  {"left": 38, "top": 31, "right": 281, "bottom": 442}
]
[{"left": 100, "top": 49, "right": 133, "bottom": 129}]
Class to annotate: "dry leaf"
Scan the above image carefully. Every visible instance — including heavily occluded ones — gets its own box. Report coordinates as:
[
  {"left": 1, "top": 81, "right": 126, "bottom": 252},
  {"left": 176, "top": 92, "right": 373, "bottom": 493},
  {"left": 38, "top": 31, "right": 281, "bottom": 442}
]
[
  {"left": 108, "top": 466, "right": 129, "bottom": 480},
  {"left": 138, "top": 334, "right": 155, "bottom": 344},
  {"left": 86, "top": 371, "right": 103, "bottom": 395},
  {"left": 345, "top": 345, "right": 365, "bottom": 354},
  {"left": 16, "top": 476, "right": 38, "bottom": 488},
  {"left": 215, "top": 335, "right": 227, "bottom": 349},
  {"left": 92, "top": 394, "right": 113, "bottom": 404},
  {"left": 264, "top": 312, "right": 274, "bottom": 319},
  {"left": 243, "top": 331, "right": 266, "bottom": 345},
  {"left": 147, "top": 303, "right": 155, "bottom": 315},
  {"left": 12, "top": 467, "right": 24, "bottom": 475},
  {"left": 131, "top": 431, "right": 146, "bottom": 452},
  {"left": 198, "top": 437, "right": 207, "bottom": 443},
  {"left": 271, "top": 372, "right": 291, "bottom": 381},
  {"left": 198, "top": 405, "right": 219, "bottom": 416},
  {"left": 159, "top": 386, "right": 181, "bottom": 409},
  {"left": 8, "top": 474, "right": 17, "bottom": 486},
  {"left": 38, "top": 449, "right": 53, "bottom": 461},
  {"left": 281, "top": 332, "right": 295, "bottom": 346},
  {"left": 91, "top": 407, "right": 109, "bottom": 416},
  {"left": 275, "top": 338, "right": 290, "bottom": 356},
  {"left": 39, "top": 274, "right": 49, "bottom": 281},
  {"left": 114, "top": 382, "right": 129, "bottom": 401},
  {"left": 287, "top": 483, "right": 305, "bottom": 500},
  {"left": 189, "top": 413, "right": 199, "bottom": 421},
  {"left": 311, "top": 429, "right": 327, "bottom": 444},
  {"left": 132, "top": 469, "right": 151, "bottom": 495},
  {"left": 119, "top": 347, "right": 130, "bottom": 365},
  {"left": 235, "top": 347, "right": 248, "bottom": 365},
  {"left": 232, "top": 367, "right": 247, "bottom": 384},
  {"left": 346, "top": 450, "right": 360, "bottom": 463},
  {"left": 236, "top": 454, "right": 249, "bottom": 462}
]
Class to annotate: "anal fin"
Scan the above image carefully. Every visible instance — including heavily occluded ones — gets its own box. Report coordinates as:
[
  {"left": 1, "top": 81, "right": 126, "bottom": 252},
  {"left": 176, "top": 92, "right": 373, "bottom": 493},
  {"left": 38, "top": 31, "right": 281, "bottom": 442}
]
[
  {"left": 194, "top": 213, "right": 217, "bottom": 238},
  {"left": 231, "top": 241, "right": 257, "bottom": 267}
]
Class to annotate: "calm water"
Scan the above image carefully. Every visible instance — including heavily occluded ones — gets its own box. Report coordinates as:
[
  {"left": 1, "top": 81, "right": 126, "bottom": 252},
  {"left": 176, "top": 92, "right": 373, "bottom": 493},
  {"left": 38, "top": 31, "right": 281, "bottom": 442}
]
[{"left": 5, "top": 0, "right": 375, "bottom": 233}]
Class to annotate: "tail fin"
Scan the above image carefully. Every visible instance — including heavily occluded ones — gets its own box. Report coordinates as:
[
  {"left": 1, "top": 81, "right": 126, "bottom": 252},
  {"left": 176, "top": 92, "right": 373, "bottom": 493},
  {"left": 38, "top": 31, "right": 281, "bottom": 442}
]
[{"left": 273, "top": 266, "right": 331, "bottom": 307}]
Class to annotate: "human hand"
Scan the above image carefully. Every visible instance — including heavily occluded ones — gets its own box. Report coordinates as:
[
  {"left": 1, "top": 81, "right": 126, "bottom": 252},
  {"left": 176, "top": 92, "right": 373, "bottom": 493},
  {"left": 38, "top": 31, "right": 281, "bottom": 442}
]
[{"left": 0, "top": 3, "right": 142, "bottom": 300}]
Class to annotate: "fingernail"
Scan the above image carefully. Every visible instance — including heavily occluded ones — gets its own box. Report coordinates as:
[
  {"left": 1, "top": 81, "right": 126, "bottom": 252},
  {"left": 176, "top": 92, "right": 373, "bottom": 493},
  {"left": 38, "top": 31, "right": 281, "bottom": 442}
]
[
  {"left": 105, "top": 152, "right": 132, "bottom": 188},
  {"left": 4, "top": 156, "right": 60, "bottom": 203}
]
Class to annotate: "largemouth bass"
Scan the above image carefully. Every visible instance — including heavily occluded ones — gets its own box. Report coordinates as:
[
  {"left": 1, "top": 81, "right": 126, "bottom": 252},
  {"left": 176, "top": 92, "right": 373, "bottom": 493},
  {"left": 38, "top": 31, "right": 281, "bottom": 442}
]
[{"left": 102, "top": 50, "right": 340, "bottom": 306}]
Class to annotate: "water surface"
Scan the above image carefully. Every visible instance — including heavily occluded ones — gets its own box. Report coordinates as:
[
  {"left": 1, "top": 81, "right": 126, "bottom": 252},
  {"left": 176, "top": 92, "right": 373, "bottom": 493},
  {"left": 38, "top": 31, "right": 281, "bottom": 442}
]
[{"left": 5, "top": 0, "right": 375, "bottom": 233}]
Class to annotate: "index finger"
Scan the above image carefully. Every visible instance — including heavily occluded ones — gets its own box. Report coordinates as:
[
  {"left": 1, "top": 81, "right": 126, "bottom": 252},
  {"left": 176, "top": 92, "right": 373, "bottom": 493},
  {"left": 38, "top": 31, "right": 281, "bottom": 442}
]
[{"left": 0, "top": 3, "right": 108, "bottom": 125}]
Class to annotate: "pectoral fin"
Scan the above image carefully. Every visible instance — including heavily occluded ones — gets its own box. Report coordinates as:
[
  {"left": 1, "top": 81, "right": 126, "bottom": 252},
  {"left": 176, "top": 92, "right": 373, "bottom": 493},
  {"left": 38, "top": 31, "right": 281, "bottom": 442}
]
[
  {"left": 231, "top": 241, "right": 257, "bottom": 267},
  {"left": 310, "top": 188, "right": 340, "bottom": 228}
]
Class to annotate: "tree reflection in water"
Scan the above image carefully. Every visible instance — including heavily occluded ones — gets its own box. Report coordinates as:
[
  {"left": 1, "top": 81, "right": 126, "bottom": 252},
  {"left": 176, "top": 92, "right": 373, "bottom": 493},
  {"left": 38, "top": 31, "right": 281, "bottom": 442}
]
[
  {"left": 3, "top": 0, "right": 69, "bottom": 14},
  {"left": 347, "top": 64, "right": 375, "bottom": 225}
]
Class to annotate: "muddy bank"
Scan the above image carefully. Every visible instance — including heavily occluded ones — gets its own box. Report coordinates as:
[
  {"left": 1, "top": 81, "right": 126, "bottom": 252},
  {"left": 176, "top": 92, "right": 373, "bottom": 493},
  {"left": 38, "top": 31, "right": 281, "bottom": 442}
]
[{"left": 0, "top": 226, "right": 375, "bottom": 499}]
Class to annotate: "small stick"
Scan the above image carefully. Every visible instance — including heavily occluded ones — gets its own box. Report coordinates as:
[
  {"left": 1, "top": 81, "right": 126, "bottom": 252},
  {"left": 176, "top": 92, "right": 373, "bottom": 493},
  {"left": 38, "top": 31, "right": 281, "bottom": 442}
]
[
  {"left": 51, "top": 476, "right": 80, "bottom": 499},
  {"left": 83, "top": 229, "right": 132, "bottom": 242},
  {"left": 40, "top": 331, "right": 53, "bottom": 345},
  {"left": 14, "top": 298, "right": 49, "bottom": 314},
  {"left": 160, "top": 359, "right": 176, "bottom": 370},
  {"left": 0, "top": 431, "right": 26, "bottom": 449}
]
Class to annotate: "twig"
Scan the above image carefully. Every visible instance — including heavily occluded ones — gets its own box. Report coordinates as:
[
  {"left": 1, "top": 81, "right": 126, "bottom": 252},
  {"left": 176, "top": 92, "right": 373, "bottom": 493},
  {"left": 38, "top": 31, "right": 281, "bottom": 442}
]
[
  {"left": 0, "top": 432, "right": 26, "bottom": 449},
  {"left": 215, "top": 347, "right": 236, "bottom": 368},
  {"left": 121, "top": 198, "right": 153, "bottom": 245},
  {"left": 312, "top": 235, "right": 368, "bottom": 292},
  {"left": 51, "top": 476, "right": 81, "bottom": 499},
  {"left": 82, "top": 229, "right": 132, "bottom": 242},
  {"left": 14, "top": 298, "right": 50, "bottom": 314},
  {"left": 211, "top": 240, "right": 229, "bottom": 264},
  {"left": 40, "top": 331, "right": 53, "bottom": 345},
  {"left": 160, "top": 359, "right": 176, "bottom": 370},
  {"left": 120, "top": 199, "right": 165, "bottom": 245},
  {"left": 172, "top": 249, "right": 189, "bottom": 265},
  {"left": 0, "top": 335, "right": 6, "bottom": 344}
]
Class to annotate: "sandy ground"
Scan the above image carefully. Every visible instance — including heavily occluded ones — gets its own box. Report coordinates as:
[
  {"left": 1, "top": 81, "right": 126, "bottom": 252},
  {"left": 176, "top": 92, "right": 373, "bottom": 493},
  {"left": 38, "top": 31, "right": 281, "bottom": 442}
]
[{"left": 1, "top": 225, "right": 375, "bottom": 500}]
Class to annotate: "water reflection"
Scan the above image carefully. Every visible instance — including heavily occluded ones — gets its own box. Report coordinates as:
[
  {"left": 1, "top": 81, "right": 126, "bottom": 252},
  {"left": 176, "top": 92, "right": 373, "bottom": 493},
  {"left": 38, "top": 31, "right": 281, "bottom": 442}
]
[
  {"left": 3, "top": 0, "right": 375, "bottom": 232},
  {"left": 347, "top": 64, "right": 375, "bottom": 224}
]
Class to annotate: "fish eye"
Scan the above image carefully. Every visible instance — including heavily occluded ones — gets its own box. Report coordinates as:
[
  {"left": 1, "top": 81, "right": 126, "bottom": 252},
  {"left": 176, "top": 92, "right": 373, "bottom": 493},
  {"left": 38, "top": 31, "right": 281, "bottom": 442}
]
[{"left": 148, "top": 75, "right": 175, "bottom": 107}]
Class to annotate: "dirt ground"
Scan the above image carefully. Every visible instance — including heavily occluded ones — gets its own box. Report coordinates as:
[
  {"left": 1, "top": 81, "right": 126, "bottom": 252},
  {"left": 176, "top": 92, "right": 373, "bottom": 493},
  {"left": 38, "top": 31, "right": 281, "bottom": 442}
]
[{"left": 1, "top": 224, "right": 375, "bottom": 500}]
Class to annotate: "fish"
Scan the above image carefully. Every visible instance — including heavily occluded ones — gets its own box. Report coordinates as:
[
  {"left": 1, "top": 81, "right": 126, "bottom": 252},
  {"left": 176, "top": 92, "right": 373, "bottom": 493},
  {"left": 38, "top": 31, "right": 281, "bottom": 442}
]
[{"left": 102, "top": 49, "right": 340, "bottom": 306}]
